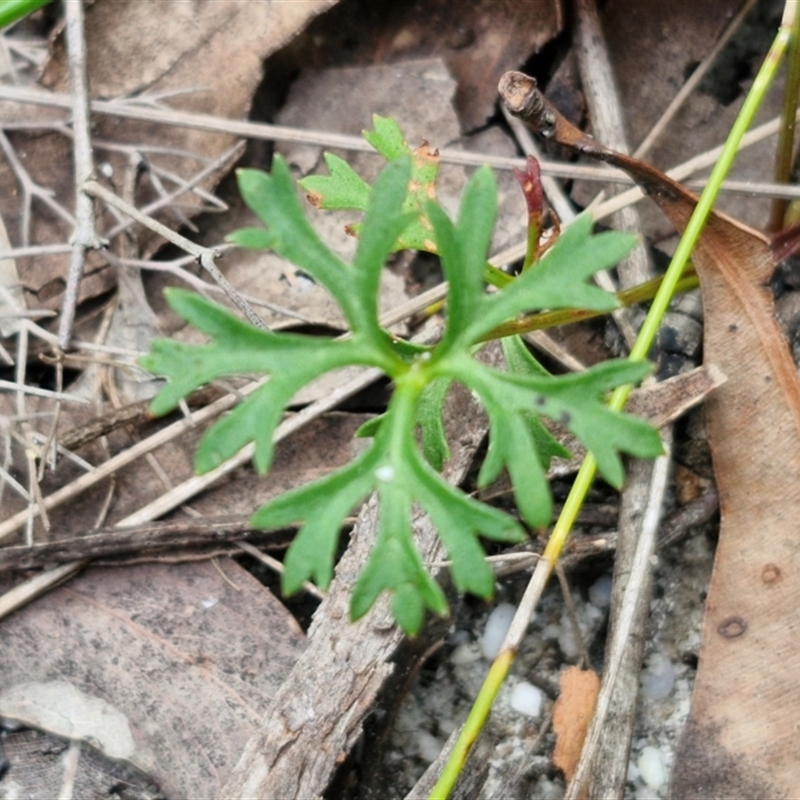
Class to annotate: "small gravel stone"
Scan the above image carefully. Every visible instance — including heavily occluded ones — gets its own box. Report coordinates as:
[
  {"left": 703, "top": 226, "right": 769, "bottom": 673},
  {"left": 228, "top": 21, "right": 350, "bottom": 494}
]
[
  {"left": 480, "top": 603, "right": 516, "bottom": 659},
  {"left": 640, "top": 652, "right": 675, "bottom": 700},
  {"left": 637, "top": 745, "right": 667, "bottom": 790},
  {"left": 509, "top": 681, "right": 544, "bottom": 717},
  {"left": 588, "top": 574, "right": 613, "bottom": 608}
]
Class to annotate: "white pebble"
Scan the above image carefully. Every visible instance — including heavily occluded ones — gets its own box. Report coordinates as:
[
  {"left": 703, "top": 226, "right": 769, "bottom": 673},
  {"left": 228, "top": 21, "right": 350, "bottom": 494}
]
[
  {"left": 541, "top": 623, "right": 561, "bottom": 641},
  {"left": 557, "top": 624, "right": 580, "bottom": 660},
  {"left": 637, "top": 746, "right": 667, "bottom": 790},
  {"left": 416, "top": 730, "right": 443, "bottom": 763},
  {"left": 480, "top": 603, "right": 516, "bottom": 659},
  {"left": 509, "top": 681, "right": 544, "bottom": 717},
  {"left": 450, "top": 642, "right": 481, "bottom": 666},
  {"left": 538, "top": 779, "right": 563, "bottom": 800},
  {"left": 589, "top": 574, "right": 614, "bottom": 608},
  {"left": 640, "top": 652, "right": 675, "bottom": 700}
]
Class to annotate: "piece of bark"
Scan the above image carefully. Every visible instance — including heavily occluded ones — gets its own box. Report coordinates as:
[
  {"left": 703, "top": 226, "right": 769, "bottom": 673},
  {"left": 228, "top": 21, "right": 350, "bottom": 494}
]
[
  {"left": 587, "top": 456, "right": 659, "bottom": 799},
  {"left": 221, "top": 344, "right": 504, "bottom": 799},
  {"left": 574, "top": 0, "right": 651, "bottom": 347}
]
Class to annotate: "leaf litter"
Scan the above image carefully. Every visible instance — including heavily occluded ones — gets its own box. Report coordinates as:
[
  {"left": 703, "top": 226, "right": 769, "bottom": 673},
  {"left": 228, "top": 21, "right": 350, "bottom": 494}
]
[
  {"left": 501, "top": 52, "right": 800, "bottom": 796},
  {"left": 1, "top": 4, "right": 800, "bottom": 796}
]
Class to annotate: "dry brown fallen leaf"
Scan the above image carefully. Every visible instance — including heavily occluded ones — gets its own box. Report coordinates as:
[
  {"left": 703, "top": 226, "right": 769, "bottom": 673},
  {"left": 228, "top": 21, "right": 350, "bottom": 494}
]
[
  {"left": 0, "top": 560, "right": 306, "bottom": 799},
  {"left": 553, "top": 667, "right": 601, "bottom": 783},
  {"left": 272, "top": 0, "right": 563, "bottom": 131},
  {"left": 0, "top": 0, "right": 337, "bottom": 316},
  {"left": 500, "top": 71, "right": 800, "bottom": 798}
]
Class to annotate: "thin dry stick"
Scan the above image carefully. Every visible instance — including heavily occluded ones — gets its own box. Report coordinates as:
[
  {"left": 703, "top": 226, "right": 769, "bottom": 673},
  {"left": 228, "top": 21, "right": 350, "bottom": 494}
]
[
  {"left": 586, "top": 450, "right": 668, "bottom": 798},
  {"left": 0, "top": 386, "right": 249, "bottom": 542},
  {"left": 82, "top": 180, "right": 269, "bottom": 331},
  {"left": 102, "top": 248, "right": 311, "bottom": 323},
  {"left": 235, "top": 540, "right": 325, "bottom": 601},
  {"left": 3, "top": 82, "right": 800, "bottom": 193},
  {"left": 565, "top": 438, "right": 672, "bottom": 800},
  {"left": 0, "top": 515, "right": 282, "bottom": 571},
  {"left": 58, "top": 0, "right": 103, "bottom": 351},
  {"left": 0, "top": 130, "right": 76, "bottom": 244},
  {"left": 104, "top": 140, "right": 246, "bottom": 240},
  {"left": 574, "top": 0, "right": 651, "bottom": 328}
]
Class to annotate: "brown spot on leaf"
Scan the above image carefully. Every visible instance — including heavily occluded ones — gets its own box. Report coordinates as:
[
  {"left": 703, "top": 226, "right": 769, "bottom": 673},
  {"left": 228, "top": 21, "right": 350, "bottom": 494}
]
[
  {"left": 412, "top": 141, "right": 439, "bottom": 161},
  {"left": 717, "top": 616, "right": 747, "bottom": 638},
  {"left": 761, "top": 563, "right": 782, "bottom": 584},
  {"left": 306, "top": 191, "right": 323, "bottom": 209}
]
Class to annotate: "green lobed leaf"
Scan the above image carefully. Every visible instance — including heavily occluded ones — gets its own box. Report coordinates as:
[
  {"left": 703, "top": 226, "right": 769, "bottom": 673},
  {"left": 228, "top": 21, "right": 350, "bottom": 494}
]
[
  {"left": 249, "top": 383, "right": 524, "bottom": 632},
  {"left": 461, "top": 214, "right": 637, "bottom": 344},
  {"left": 141, "top": 289, "right": 377, "bottom": 473},
  {"left": 414, "top": 378, "right": 451, "bottom": 470},
  {"left": 234, "top": 159, "right": 363, "bottom": 329},
  {"left": 143, "top": 120, "right": 662, "bottom": 634},
  {"left": 352, "top": 159, "right": 417, "bottom": 326},
  {"left": 297, "top": 115, "right": 441, "bottom": 254},
  {"left": 407, "top": 449, "right": 524, "bottom": 594},
  {"left": 460, "top": 357, "right": 663, "bottom": 490},
  {"left": 426, "top": 166, "right": 497, "bottom": 352},
  {"left": 362, "top": 114, "right": 409, "bottom": 160},
  {"left": 255, "top": 449, "right": 383, "bottom": 591},
  {"left": 501, "top": 335, "right": 571, "bottom": 466},
  {"left": 225, "top": 227, "right": 277, "bottom": 250},
  {"left": 299, "top": 152, "right": 371, "bottom": 211},
  {"left": 476, "top": 403, "right": 554, "bottom": 528},
  {"left": 350, "top": 483, "right": 449, "bottom": 635},
  {"left": 362, "top": 115, "right": 441, "bottom": 251}
]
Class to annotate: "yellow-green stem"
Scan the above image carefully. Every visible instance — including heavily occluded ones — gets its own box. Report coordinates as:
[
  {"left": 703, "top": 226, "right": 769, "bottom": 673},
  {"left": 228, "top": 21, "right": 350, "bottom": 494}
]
[
  {"left": 429, "top": 650, "right": 515, "bottom": 799},
  {"left": 428, "top": 8, "right": 794, "bottom": 798}
]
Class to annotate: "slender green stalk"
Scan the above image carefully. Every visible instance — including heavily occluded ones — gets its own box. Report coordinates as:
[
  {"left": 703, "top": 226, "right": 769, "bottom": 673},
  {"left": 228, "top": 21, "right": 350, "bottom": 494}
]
[
  {"left": 430, "top": 6, "right": 796, "bottom": 798},
  {"left": 430, "top": 650, "right": 515, "bottom": 799},
  {"left": 482, "top": 272, "right": 700, "bottom": 341},
  {"left": 0, "top": 0, "right": 51, "bottom": 29}
]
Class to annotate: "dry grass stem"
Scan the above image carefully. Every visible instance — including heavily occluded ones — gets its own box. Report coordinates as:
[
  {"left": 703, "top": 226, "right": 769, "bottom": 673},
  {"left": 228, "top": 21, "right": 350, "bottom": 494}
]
[
  {"left": 58, "top": 0, "right": 103, "bottom": 351},
  {"left": 82, "top": 180, "right": 269, "bottom": 331}
]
